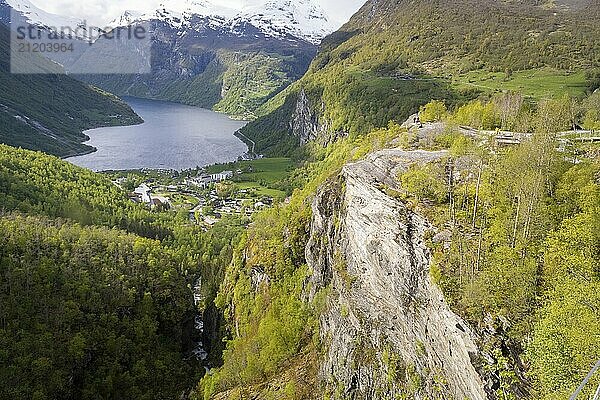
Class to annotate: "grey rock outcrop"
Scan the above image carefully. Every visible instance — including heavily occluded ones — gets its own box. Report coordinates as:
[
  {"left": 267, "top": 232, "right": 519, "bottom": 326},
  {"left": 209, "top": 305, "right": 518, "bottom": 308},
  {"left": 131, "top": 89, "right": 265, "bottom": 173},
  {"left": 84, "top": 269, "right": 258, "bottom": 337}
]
[
  {"left": 306, "top": 148, "right": 493, "bottom": 399},
  {"left": 290, "top": 89, "right": 347, "bottom": 146},
  {"left": 290, "top": 89, "right": 320, "bottom": 145}
]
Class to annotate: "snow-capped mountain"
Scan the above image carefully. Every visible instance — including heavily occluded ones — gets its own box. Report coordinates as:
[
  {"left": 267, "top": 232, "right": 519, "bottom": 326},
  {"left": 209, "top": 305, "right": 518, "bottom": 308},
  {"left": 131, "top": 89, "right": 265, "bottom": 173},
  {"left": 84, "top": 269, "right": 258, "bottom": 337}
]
[
  {"left": 2, "top": 0, "right": 335, "bottom": 45},
  {"left": 236, "top": 0, "right": 334, "bottom": 45},
  {"left": 108, "top": 1, "right": 238, "bottom": 31},
  {"left": 110, "top": 0, "right": 336, "bottom": 45},
  {"left": 0, "top": 0, "right": 334, "bottom": 120},
  {"left": 3, "top": 0, "right": 93, "bottom": 39}
]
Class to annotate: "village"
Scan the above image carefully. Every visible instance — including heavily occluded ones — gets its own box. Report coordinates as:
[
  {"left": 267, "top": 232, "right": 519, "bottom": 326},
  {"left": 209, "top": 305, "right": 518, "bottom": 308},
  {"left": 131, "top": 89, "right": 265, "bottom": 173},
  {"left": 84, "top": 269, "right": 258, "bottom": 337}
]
[{"left": 108, "top": 158, "right": 293, "bottom": 226}]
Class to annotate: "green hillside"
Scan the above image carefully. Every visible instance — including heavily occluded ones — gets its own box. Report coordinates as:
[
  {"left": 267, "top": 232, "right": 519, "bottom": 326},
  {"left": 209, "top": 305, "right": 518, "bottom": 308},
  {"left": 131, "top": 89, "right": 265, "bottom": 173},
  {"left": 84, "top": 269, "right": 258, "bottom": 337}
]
[
  {"left": 0, "top": 25, "right": 142, "bottom": 157},
  {"left": 1, "top": 1, "right": 600, "bottom": 399},
  {"left": 0, "top": 144, "right": 170, "bottom": 239},
  {"left": 0, "top": 215, "right": 195, "bottom": 400},
  {"left": 0, "top": 144, "right": 246, "bottom": 399},
  {"left": 198, "top": 99, "right": 600, "bottom": 400},
  {"left": 239, "top": 0, "right": 600, "bottom": 156},
  {"left": 80, "top": 24, "right": 317, "bottom": 121}
]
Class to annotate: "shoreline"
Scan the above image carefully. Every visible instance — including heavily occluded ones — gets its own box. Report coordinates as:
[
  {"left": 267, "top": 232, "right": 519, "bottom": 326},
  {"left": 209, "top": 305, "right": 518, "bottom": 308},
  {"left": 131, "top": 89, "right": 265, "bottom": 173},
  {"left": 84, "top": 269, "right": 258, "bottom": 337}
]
[
  {"left": 63, "top": 107, "right": 145, "bottom": 160},
  {"left": 65, "top": 96, "right": 252, "bottom": 172}
]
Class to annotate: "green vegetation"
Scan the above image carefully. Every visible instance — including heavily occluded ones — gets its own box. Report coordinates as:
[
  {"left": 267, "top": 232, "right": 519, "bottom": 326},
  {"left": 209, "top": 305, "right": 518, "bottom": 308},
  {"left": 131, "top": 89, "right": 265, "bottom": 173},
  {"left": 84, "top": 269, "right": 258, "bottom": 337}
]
[
  {"left": 0, "top": 145, "right": 247, "bottom": 398},
  {"left": 3, "top": 94, "right": 600, "bottom": 399},
  {"left": 452, "top": 68, "right": 589, "bottom": 99},
  {"left": 400, "top": 163, "right": 447, "bottom": 203},
  {"left": 2, "top": 1, "right": 600, "bottom": 398},
  {"left": 240, "top": 70, "right": 460, "bottom": 156},
  {"left": 199, "top": 93, "right": 600, "bottom": 399},
  {"left": 214, "top": 52, "right": 307, "bottom": 119},
  {"left": 418, "top": 90, "right": 600, "bottom": 133},
  {"left": 0, "top": 145, "right": 170, "bottom": 239},
  {"left": 197, "top": 124, "right": 408, "bottom": 399},
  {"left": 0, "top": 26, "right": 141, "bottom": 157},
  {"left": 85, "top": 49, "right": 313, "bottom": 120},
  {"left": 419, "top": 100, "right": 448, "bottom": 122},
  {"left": 402, "top": 101, "right": 600, "bottom": 398},
  {"left": 0, "top": 215, "right": 195, "bottom": 400},
  {"left": 206, "top": 158, "right": 293, "bottom": 182},
  {"left": 240, "top": 0, "right": 600, "bottom": 156},
  {"left": 206, "top": 157, "right": 295, "bottom": 198}
]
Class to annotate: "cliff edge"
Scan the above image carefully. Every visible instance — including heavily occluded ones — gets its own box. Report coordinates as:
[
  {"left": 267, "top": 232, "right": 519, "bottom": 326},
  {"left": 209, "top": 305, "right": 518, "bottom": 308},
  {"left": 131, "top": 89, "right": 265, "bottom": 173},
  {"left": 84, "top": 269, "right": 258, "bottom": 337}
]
[{"left": 305, "top": 147, "right": 494, "bottom": 399}]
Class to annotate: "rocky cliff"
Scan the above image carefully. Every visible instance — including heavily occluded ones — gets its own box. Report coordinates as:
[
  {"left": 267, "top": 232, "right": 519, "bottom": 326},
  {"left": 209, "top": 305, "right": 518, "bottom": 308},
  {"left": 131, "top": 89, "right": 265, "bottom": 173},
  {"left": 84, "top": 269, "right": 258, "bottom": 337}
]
[
  {"left": 305, "top": 148, "right": 494, "bottom": 399},
  {"left": 289, "top": 89, "right": 346, "bottom": 146}
]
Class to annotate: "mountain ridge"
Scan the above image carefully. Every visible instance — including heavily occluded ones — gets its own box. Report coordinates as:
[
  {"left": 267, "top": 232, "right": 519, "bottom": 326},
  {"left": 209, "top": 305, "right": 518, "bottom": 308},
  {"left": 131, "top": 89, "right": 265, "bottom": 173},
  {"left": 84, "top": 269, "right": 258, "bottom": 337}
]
[
  {"left": 79, "top": 0, "right": 329, "bottom": 118},
  {"left": 1, "top": 0, "right": 337, "bottom": 119},
  {"left": 238, "top": 0, "right": 600, "bottom": 155},
  {"left": 108, "top": 0, "right": 336, "bottom": 45}
]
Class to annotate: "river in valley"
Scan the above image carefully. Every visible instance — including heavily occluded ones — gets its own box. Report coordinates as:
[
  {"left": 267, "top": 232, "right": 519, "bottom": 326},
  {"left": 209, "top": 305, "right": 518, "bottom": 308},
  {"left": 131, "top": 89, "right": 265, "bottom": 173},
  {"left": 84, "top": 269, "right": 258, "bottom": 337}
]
[{"left": 68, "top": 97, "right": 248, "bottom": 171}]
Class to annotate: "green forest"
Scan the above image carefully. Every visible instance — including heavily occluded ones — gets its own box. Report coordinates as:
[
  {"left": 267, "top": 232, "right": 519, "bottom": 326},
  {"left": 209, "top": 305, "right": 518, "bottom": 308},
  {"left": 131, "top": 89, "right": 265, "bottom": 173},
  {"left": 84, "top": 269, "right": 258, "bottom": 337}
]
[
  {"left": 412, "top": 98, "right": 600, "bottom": 399},
  {"left": 0, "top": 146, "right": 246, "bottom": 399},
  {"left": 1, "top": 0, "right": 600, "bottom": 399}
]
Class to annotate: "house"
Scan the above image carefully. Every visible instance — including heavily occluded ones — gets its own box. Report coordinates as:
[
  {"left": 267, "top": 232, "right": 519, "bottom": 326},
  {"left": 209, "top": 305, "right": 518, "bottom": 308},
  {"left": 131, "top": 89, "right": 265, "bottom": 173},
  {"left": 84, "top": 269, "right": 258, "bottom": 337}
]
[
  {"left": 134, "top": 183, "right": 152, "bottom": 204},
  {"left": 112, "top": 177, "right": 127, "bottom": 188},
  {"left": 186, "top": 176, "right": 213, "bottom": 189},
  {"left": 210, "top": 170, "right": 234, "bottom": 182}
]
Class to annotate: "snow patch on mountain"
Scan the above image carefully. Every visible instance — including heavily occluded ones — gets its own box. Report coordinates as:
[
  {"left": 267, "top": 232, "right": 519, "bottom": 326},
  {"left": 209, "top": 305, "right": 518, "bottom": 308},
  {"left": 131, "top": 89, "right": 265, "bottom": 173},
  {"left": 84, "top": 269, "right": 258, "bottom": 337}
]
[
  {"left": 110, "top": 0, "right": 335, "bottom": 44},
  {"left": 5, "top": 0, "right": 93, "bottom": 39},
  {"left": 236, "top": 0, "right": 335, "bottom": 44},
  {"left": 108, "top": 0, "right": 238, "bottom": 30}
]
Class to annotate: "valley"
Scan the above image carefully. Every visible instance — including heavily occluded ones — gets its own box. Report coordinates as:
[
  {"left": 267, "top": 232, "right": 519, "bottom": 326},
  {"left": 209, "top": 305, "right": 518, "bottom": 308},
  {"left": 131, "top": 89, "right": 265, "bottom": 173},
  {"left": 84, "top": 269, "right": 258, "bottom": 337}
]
[
  {"left": 102, "top": 157, "right": 293, "bottom": 227},
  {"left": 0, "top": 0, "right": 599, "bottom": 399}
]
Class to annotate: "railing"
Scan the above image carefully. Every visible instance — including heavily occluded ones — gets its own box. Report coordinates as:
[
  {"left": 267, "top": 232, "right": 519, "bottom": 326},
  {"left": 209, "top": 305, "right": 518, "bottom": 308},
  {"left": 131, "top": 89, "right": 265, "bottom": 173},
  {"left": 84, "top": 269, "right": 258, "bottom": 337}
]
[{"left": 570, "top": 360, "right": 600, "bottom": 400}]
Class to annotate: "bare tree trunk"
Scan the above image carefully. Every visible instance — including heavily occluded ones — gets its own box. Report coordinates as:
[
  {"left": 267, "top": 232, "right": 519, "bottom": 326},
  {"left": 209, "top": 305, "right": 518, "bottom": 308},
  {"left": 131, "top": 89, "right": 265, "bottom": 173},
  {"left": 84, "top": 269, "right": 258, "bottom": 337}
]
[
  {"left": 475, "top": 226, "right": 483, "bottom": 276},
  {"left": 447, "top": 159, "right": 456, "bottom": 226},
  {"left": 472, "top": 160, "right": 483, "bottom": 229},
  {"left": 458, "top": 237, "right": 464, "bottom": 285},
  {"left": 512, "top": 194, "right": 522, "bottom": 248}
]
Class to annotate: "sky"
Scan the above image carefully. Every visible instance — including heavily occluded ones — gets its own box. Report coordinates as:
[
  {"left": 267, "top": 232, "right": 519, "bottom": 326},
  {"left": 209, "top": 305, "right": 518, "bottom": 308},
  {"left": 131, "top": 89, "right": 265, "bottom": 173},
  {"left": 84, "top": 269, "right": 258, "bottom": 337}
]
[{"left": 28, "top": 0, "right": 366, "bottom": 27}]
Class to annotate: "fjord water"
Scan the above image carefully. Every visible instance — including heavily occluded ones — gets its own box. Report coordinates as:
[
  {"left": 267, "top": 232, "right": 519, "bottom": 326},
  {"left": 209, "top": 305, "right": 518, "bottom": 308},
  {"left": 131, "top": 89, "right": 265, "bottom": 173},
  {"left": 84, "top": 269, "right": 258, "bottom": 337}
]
[{"left": 68, "top": 97, "right": 248, "bottom": 171}]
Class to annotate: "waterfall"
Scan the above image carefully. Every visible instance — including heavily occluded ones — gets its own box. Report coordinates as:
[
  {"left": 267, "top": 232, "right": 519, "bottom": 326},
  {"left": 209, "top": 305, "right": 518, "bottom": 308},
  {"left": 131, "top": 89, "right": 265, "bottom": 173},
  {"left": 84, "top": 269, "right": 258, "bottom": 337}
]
[{"left": 191, "top": 277, "right": 208, "bottom": 361}]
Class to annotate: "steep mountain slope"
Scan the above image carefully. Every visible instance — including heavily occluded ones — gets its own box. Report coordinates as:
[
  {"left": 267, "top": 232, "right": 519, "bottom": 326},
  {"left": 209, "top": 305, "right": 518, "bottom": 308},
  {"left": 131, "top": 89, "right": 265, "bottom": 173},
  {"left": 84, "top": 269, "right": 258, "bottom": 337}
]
[
  {"left": 239, "top": 0, "right": 600, "bottom": 155},
  {"left": 0, "top": 12, "right": 141, "bottom": 157},
  {"left": 3, "top": 0, "right": 93, "bottom": 39},
  {"left": 78, "top": 0, "right": 336, "bottom": 118},
  {"left": 305, "top": 149, "right": 494, "bottom": 399},
  {"left": 0, "top": 144, "right": 202, "bottom": 399},
  {"left": 198, "top": 105, "right": 600, "bottom": 399}
]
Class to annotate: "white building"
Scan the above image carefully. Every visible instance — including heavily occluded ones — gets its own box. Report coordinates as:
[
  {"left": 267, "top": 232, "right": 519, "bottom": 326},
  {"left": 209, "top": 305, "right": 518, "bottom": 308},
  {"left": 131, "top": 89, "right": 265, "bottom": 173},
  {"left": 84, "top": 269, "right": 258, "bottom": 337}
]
[
  {"left": 134, "top": 183, "right": 152, "bottom": 204},
  {"left": 186, "top": 176, "right": 213, "bottom": 189},
  {"left": 210, "top": 170, "right": 234, "bottom": 182},
  {"left": 186, "top": 171, "right": 234, "bottom": 188}
]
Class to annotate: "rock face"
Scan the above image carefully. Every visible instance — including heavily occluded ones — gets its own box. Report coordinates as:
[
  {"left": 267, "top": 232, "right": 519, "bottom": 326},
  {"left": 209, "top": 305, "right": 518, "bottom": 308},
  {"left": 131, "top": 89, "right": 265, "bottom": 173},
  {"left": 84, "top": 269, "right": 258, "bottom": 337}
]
[
  {"left": 289, "top": 89, "right": 346, "bottom": 147},
  {"left": 306, "top": 148, "right": 493, "bottom": 399},
  {"left": 289, "top": 89, "right": 326, "bottom": 145}
]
